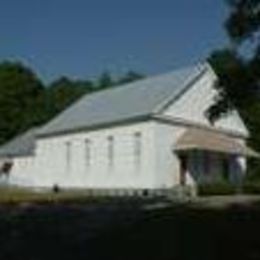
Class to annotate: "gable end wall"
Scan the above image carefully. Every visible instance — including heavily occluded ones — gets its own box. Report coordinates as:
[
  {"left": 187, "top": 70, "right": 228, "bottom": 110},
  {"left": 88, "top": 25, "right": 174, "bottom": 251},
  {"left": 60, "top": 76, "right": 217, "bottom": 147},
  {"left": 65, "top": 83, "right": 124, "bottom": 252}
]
[{"left": 161, "top": 68, "right": 249, "bottom": 138}]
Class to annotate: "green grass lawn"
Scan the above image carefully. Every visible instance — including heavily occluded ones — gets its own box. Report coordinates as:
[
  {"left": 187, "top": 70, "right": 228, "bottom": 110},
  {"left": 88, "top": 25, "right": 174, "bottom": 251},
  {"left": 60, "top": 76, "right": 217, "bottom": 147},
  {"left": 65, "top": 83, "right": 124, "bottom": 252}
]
[{"left": 0, "top": 186, "right": 98, "bottom": 204}]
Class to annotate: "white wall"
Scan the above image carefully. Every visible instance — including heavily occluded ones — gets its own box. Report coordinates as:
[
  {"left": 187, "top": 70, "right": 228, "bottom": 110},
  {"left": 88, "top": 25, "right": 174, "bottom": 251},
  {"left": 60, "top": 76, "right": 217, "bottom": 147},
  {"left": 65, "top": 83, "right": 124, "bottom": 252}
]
[
  {"left": 8, "top": 121, "right": 188, "bottom": 190},
  {"left": 153, "top": 123, "right": 186, "bottom": 188},
  {"left": 153, "top": 120, "right": 248, "bottom": 188},
  {"left": 29, "top": 121, "right": 158, "bottom": 189},
  {"left": 8, "top": 67, "right": 249, "bottom": 190},
  {"left": 152, "top": 122, "right": 211, "bottom": 188},
  {"left": 153, "top": 68, "right": 248, "bottom": 187},
  {"left": 9, "top": 156, "right": 36, "bottom": 186}
]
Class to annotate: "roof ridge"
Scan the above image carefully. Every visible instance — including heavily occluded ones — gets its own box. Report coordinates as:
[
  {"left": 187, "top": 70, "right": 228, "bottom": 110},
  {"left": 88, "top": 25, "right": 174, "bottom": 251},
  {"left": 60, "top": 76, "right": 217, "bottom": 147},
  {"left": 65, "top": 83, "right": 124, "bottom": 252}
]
[
  {"left": 37, "top": 61, "right": 210, "bottom": 137},
  {"left": 68, "top": 62, "right": 206, "bottom": 101}
]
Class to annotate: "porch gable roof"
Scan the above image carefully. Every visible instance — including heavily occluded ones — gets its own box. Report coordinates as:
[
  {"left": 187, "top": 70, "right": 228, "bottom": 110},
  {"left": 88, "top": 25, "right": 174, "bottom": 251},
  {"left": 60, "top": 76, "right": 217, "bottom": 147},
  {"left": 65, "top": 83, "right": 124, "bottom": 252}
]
[{"left": 175, "top": 128, "right": 259, "bottom": 158}]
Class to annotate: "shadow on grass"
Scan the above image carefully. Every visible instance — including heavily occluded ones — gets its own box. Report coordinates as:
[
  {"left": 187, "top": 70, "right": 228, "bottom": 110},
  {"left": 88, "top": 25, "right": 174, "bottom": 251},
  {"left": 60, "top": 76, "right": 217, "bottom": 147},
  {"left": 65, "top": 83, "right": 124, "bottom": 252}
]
[{"left": 0, "top": 199, "right": 260, "bottom": 260}]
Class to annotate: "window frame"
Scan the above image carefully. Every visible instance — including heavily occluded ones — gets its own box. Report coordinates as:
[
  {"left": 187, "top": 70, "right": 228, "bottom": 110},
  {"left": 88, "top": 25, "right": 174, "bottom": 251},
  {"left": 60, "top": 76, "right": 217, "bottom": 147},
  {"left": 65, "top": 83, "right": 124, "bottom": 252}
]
[
  {"left": 134, "top": 132, "right": 142, "bottom": 168},
  {"left": 65, "top": 141, "right": 72, "bottom": 171},
  {"left": 85, "top": 139, "right": 91, "bottom": 169},
  {"left": 107, "top": 136, "right": 114, "bottom": 168}
]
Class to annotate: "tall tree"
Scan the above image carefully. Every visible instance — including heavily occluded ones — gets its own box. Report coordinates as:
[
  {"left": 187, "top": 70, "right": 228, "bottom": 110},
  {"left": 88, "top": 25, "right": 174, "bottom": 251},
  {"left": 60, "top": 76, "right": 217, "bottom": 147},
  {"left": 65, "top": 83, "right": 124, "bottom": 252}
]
[
  {"left": 0, "top": 59, "right": 145, "bottom": 146},
  {"left": 207, "top": 49, "right": 256, "bottom": 121},
  {"left": 225, "top": 0, "right": 260, "bottom": 94},
  {"left": 46, "top": 76, "right": 94, "bottom": 116},
  {"left": 117, "top": 71, "right": 144, "bottom": 85},
  {"left": 0, "top": 61, "right": 45, "bottom": 144},
  {"left": 208, "top": 0, "right": 260, "bottom": 177},
  {"left": 225, "top": 0, "right": 259, "bottom": 48},
  {"left": 208, "top": 0, "right": 259, "bottom": 119},
  {"left": 97, "top": 71, "right": 114, "bottom": 90}
]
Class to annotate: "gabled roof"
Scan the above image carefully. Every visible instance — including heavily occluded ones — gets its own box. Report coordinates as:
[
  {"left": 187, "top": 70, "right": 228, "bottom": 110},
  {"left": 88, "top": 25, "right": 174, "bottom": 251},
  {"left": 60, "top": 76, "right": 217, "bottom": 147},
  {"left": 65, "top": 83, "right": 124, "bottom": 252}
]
[
  {"left": 37, "top": 63, "right": 209, "bottom": 137},
  {"left": 0, "top": 127, "right": 38, "bottom": 158}
]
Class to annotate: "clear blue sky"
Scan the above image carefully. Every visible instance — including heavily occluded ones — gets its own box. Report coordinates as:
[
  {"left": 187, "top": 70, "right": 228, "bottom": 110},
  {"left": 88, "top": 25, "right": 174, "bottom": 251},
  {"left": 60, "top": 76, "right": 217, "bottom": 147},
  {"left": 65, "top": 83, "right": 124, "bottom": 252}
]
[{"left": 0, "top": 0, "right": 229, "bottom": 82}]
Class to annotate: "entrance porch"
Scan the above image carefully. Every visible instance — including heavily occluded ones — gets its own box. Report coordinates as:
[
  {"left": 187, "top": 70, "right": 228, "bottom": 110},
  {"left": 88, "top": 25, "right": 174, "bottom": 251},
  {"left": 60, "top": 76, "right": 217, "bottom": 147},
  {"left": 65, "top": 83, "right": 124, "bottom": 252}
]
[{"left": 175, "top": 128, "right": 259, "bottom": 187}]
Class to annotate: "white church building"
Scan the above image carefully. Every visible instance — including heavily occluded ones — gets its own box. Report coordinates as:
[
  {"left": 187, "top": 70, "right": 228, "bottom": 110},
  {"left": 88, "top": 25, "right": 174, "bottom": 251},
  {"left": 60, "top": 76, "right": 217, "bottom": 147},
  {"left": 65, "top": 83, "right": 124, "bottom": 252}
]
[{"left": 0, "top": 62, "right": 258, "bottom": 194}]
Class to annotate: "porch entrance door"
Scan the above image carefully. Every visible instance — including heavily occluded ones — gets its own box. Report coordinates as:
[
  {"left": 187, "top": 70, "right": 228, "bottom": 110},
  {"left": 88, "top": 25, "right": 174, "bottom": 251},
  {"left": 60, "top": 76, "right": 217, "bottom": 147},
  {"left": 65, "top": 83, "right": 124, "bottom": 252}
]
[{"left": 179, "top": 155, "right": 188, "bottom": 186}]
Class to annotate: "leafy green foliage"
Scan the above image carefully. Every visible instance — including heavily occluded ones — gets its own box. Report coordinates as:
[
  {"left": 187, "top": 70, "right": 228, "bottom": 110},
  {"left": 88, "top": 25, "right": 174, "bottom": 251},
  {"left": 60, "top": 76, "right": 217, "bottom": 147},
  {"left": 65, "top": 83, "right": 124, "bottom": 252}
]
[
  {"left": 207, "top": 49, "right": 257, "bottom": 121},
  {"left": 0, "top": 61, "right": 144, "bottom": 145},
  {"left": 46, "top": 76, "right": 94, "bottom": 117},
  {"left": 208, "top": 0, "right": 260, "bottom": 178},
  {"left": 224, "top": 0, "right": 260, "bottom": 93},
  {"left": 117, "top": 71, "right": 144, "bottom": 85},
  {"left": 225, "top": 0, "right": 260, "bottom": 45},
  {"left": 0, "top": 61, "right": 45, "bottom": 144},
  {"left": 208, "top": 0, "right": 260, "bottom": 119},
  {"left": 97, "top": 71, "right": 114, "bottom": 89},
  {"left": 198, "top": 182, "right": 237, "bottom": 196}
]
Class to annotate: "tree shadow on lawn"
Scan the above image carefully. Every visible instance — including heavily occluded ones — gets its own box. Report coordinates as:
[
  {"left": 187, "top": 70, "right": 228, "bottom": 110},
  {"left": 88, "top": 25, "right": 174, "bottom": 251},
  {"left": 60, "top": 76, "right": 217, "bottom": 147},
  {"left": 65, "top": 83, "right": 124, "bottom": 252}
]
[
  {"left": 89, "top": 203, "right": 260, "bottom": 260},
  {"left": 0, "top": 200, "right": 260, "bottom": 260}
]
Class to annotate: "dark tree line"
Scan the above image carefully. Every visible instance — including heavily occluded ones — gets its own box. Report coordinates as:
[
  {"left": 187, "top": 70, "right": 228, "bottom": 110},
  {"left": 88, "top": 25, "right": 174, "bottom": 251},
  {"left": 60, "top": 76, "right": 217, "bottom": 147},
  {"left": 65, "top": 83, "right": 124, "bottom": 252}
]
[{"left": 0, "top": 61, "right": 143, "bottom": 145}]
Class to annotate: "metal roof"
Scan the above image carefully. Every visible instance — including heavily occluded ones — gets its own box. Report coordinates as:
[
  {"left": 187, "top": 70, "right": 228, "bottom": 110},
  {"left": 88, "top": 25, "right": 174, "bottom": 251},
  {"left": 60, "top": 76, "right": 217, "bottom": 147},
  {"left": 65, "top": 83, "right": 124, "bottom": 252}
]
[
  {"left": 37, "top": 62, "right": 209, "bottom": 137},
  {"left": 0, "top": 127, "right": 38, "bottom": 158}
]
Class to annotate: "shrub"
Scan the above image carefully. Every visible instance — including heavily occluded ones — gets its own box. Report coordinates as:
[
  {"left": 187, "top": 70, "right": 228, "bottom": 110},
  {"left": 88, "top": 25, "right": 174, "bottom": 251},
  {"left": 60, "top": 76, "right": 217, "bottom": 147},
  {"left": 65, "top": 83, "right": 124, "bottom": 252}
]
[
  {"left": 198, "top": 182, "right": 237, "bottom": 196},
  {"left": 242, "top": 182, "right": 260, "bottom": 195},
  {"left": 198, "top": 181, "right": 260, "bottom": 196}
]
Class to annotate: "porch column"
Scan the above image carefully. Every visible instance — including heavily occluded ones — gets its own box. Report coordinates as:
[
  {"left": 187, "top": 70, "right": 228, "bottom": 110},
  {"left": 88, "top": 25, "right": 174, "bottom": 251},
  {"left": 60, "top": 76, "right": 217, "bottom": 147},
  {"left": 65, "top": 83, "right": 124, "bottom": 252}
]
[{"left": 229, "top": 154, "right": 246, "bottom": 185}]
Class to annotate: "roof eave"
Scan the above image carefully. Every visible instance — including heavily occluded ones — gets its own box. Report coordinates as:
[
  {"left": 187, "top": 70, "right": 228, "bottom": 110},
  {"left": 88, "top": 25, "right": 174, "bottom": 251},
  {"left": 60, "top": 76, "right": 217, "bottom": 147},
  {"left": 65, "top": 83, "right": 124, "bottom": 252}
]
[{"left": 37, "top": 114, "right": 153, "bottom": 139}]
